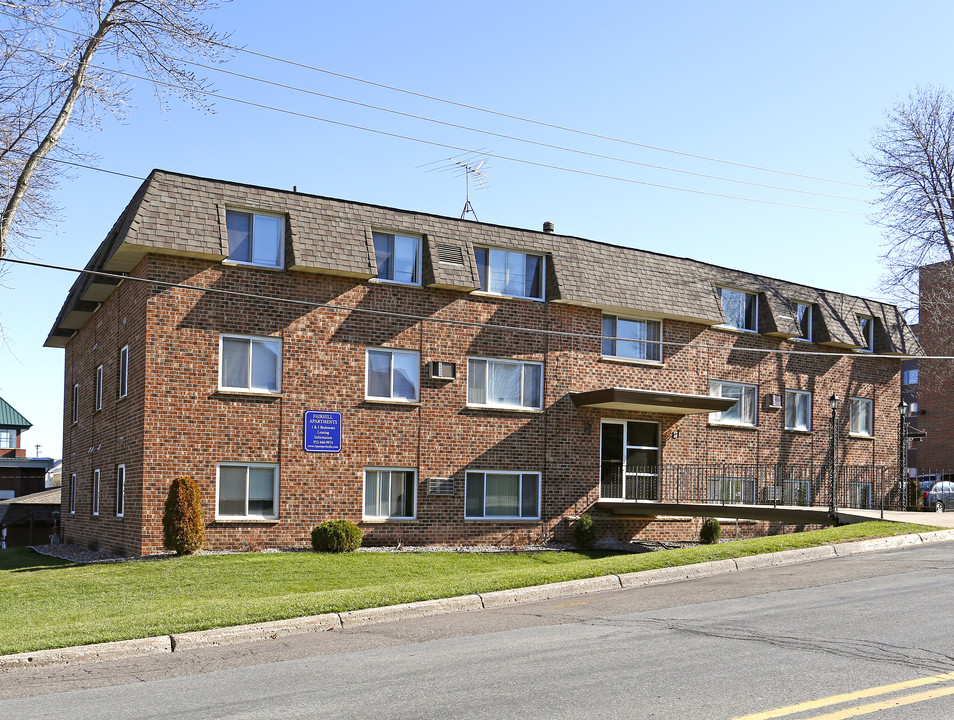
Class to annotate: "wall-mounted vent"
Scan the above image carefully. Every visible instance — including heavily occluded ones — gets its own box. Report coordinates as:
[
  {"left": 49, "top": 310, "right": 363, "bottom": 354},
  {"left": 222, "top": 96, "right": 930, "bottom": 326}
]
[
  {"left": 767, "top": 394, "right": 782, "bottom": 409},
  {"left": 429, "top": 361, "right": 456, "bottom": 380},
  {"left": 436, "top": 243, "right": 465, "bottom": 265},
  {"left": 428, "top": 477, "right": 454, "bottom": 495}
]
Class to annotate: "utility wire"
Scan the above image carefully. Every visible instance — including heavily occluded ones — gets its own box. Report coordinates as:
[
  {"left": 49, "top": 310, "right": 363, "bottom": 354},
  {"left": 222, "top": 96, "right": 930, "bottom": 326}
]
[{"left": 3, "top": 256, "right": 923, "bottom": 360}]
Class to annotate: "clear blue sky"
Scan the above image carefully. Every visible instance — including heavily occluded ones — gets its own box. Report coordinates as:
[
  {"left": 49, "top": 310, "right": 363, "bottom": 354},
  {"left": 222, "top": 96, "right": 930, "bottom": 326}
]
[{"left": 3, "top": 0, "right": 953, "bottom": 459}]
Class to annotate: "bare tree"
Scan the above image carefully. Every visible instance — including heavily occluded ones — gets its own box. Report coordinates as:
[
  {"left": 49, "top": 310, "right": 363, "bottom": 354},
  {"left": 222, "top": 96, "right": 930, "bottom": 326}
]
[
  {"left": 0, "top": 0, "right": 231, "bottom": 257},
  {"left": 861, "top": 86, "right": 954, "bottom": 311}
]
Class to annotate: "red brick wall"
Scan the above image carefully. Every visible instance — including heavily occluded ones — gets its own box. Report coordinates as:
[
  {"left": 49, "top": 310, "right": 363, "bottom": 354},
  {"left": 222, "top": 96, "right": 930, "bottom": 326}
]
[
  {"left": 915, "top": 262, "right": 954, "bottom": 469},
  {"left": 61, "top": 255, "right": 903, "bottom": 555}
]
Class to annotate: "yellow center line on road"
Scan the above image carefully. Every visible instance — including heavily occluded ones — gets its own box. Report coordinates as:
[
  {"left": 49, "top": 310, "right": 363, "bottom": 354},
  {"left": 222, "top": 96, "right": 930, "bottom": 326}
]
[
  {"left": 732, "top": 670, "right": 954, "bottom": 719},
  {"left": 800, "top": 685, "right": 954, "bottom": 719}
]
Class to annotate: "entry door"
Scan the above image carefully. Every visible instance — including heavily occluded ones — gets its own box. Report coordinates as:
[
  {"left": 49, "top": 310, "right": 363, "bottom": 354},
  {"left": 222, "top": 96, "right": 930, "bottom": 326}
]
[{"left": 600, "top": 420, "right": 659, "bottom": 500}]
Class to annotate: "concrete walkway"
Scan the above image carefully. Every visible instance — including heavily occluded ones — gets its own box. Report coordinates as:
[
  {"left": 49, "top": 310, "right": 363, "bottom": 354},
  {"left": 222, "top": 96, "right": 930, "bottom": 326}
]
[
  {"left": 3, "top": 527, "right": 954, "bottom": 672},
  {"left": 839, "top": 508, "right": 954, "bottom": 526}
]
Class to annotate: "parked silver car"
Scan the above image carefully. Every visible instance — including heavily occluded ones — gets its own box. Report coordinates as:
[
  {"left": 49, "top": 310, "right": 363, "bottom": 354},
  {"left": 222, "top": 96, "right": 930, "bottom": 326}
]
[{"left": 927, "top": 480, "right": 954, "bottom": 512}]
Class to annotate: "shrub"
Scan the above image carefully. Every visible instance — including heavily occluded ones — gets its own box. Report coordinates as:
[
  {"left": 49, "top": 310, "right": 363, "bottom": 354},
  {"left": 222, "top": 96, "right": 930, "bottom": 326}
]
[
  {"left": 162, "top": 475, "right": 205, "bottom": 555},
  {"left": 311, "top": 520, "right": 362, "bottom": 553},
  {"left": 571, "top": 513, "right": 597, "bottom": 549},
  {"left": 699, "top": 517, "right": 721, "bottom": 545}
]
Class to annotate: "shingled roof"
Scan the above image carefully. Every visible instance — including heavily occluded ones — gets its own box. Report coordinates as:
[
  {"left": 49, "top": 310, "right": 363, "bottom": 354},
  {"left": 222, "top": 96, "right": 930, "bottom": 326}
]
[{"left": 44, "top": 169, "right": 922, "bottom": 356}]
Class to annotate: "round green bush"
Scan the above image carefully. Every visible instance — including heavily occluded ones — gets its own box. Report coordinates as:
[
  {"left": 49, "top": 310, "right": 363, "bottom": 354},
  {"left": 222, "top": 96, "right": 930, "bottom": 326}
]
[
  {"left": 571, "top": 513, "right": 597, "bottom": 549},
  {"left": 699, "top": 517, "right": 721, "bottom": 545},
  {"left": 311, "top": 519, "right": 363, "bottom": 553},
  {"left": 162, "top": 475, "right": 205, "bottom": 555}
]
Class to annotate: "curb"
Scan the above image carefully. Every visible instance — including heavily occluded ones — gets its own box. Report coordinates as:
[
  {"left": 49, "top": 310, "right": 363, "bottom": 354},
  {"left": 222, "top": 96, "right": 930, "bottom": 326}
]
[{"left": 4, "top": 529, "right": 952, "bottom": 671}]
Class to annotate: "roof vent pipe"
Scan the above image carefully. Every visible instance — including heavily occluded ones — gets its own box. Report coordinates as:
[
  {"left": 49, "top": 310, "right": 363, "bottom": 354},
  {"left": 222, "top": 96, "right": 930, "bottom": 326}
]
[{"left": 543, "top": 221, "right": 555, "bottom": 233}]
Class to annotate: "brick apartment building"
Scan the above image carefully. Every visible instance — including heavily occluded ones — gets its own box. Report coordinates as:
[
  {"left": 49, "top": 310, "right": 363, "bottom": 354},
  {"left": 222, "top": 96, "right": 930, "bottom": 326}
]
[{"left": 45, "top": 170, "right": 920, "bottom": 556}]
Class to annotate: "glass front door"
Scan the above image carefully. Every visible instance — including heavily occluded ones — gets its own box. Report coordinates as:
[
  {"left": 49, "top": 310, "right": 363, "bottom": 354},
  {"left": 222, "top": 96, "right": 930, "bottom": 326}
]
[{"left": 600, "top": 420, "right": 659, "bottom": 500}]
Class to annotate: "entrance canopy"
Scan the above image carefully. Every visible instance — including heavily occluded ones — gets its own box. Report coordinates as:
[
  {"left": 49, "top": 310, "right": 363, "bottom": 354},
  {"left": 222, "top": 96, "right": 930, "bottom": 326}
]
[{"left": 570, "top": 388, "right": 736, "bottom": 415}]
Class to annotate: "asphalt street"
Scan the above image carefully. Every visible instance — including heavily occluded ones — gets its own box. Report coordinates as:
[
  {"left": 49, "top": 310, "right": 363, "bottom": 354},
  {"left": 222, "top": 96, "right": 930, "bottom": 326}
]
[{"left": 3, "top": 542, "right": 954, "bottom": 719}]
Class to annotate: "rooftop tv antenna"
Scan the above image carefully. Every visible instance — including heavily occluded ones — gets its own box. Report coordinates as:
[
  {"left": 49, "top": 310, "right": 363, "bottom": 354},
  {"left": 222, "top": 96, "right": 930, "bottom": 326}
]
[{"left": 420, "top": 152, "right": 491, "bottom": 221}]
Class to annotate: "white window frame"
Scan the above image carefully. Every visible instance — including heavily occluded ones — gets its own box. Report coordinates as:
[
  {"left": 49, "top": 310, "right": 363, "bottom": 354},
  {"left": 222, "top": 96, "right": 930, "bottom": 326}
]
[
  {"left": 118, "top": 345, "right": 129, "bottom": 398},
  {"left": 709, "top": 380, "right": 758, "bottom": 427},
  {"left": 218, "top": 334, "right": 282, "bottom": 394},
  {"left": 473, "top": 247, "right": 545, "bottom": 301},
  {"left": 784, "top": 389, "right": 812, "bottom": 431},
  {"left": 464, "top": 470, "right": 541, "bottom": 520},
  {"left": 372, "top": 231, "right": 422, "bottom": 285},
  {"left": 116, "top": 464, "right": 126, "bottom": 517},
  {"left": 70, "top": 473, "right": 76, "bottom": 514},
  {"left": 92, "top": 469, "right": 100, "bottom": 516},
  {"left": 857, "top": 315, "right": 874, "bottom": 352},
  {"left": 849, "top": 397, "right": 874, "bottom": 436},
  {"left": 365, "top": 347, "right": 420, "bottom": 402},
  {"left": 467, "top": 357, "right": 544, "bottom": 410},
  {"left": 225, "top": 208, "right": 285, "bottom": 269},
  {"left": 95, "top": 365, "right": 103, "bottom": 411},
  {"left": 717, "top": 286, "right": 758, "bottom": 332},
  {"left": 215, "top": 462, "right": 279, "bottom": 520},
  {"left": 601, "top": 315, "right": 663, "bottom": 363},
  {"left": 72, "top": 383, "right": 79, "bottom": 424},
  {"left": 363, "top": 467, "right": 417, "bottom": 520},
  {"left": 0, "top": 428, "right": 14, "bottom": 449},
  {"left": 793, "top": 301, "right": 812, "bottom": 342}
]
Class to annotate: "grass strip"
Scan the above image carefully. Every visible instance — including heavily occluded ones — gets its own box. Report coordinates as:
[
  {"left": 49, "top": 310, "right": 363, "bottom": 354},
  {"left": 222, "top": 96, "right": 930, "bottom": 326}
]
[{"left": 0, "top": 521, "right": 942, "bottom": 655}]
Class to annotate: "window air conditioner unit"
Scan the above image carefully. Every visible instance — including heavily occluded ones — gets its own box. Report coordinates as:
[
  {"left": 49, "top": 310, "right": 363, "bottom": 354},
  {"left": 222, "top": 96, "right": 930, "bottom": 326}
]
[
  {"left": 429, "top": 361, "right": 456, "bottom": 380},
  {"left": 428, "top": 478, "right": 454, "bottom": 496},
  {"left": 767, "top": 394, "right": 782, "bottom": 409}
]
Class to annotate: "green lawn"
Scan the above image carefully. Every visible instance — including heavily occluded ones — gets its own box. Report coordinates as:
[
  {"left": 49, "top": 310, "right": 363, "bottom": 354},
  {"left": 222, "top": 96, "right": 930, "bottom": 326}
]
[{"left": 0, "top": 521, "right": 942, "bottom": 656}]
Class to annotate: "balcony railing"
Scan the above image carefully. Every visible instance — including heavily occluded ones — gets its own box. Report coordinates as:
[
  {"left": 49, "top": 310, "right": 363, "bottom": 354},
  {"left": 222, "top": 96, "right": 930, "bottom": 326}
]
[{"left": 599, "top": 463, "right": 896, "bottom": 510}]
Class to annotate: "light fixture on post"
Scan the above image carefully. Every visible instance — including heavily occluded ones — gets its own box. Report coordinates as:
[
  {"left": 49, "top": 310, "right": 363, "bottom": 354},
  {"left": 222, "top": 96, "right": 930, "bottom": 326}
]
[
  {"left": 828, "top": 394, "right": 840, "bottom": 519},
  {"left": 898, "top": 401, "right": 909, "bottom": 510}
]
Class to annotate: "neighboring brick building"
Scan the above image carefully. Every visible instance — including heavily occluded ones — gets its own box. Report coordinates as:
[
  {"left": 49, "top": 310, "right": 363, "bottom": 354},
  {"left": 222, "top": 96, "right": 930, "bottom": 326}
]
[
  {"left": 45, "top": 170, "right": 920, "bottom": 556},
  {"left": 0, "top": 397, "right": 55, "bottom": 500}
]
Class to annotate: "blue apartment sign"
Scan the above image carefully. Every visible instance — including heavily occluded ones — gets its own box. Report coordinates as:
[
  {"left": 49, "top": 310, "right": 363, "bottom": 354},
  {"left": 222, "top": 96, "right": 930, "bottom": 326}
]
[{"left": 303, "top": 411, "right": 342, "bottom": 453}]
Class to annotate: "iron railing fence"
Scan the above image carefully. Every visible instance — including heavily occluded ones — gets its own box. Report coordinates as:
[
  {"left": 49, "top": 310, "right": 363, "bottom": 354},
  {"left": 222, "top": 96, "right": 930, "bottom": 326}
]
[{"left": 600, "top": 463, "right": 900, "bottom": 511}]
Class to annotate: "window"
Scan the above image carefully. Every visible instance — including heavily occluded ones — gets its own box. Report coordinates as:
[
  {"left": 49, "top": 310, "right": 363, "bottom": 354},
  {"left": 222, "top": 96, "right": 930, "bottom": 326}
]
[
  {"left": 95, "top": 365, "right": 103, "bottom": 411},
  {"left": 69, "top": 473, "right": 76, "bottom": 514},
  {"left": 92, "top": 469, "right": 100, "bottom": 516},
  {"left": 601, "top": 316, "right": 662, "bottom": 362},
  {"left": 116, "top": 464, "right": 126, "bottom": 517},
  {"left": 709, "top": 381, "right": 757, "bottom": 426},
  {"left": 72, "top": 383, "right": 79, "bottom": 423},
  {"left": 850, "top": 397, "right": 873, "bottom": 436},
  {"left": 217, "top": 463, "right": 278, "bottom": 519},
  {"left": 718, "top": 287, "right": 758, "bottom": 331},
  {"left": 857, "top": 315, "right": 874, "bottom": 351},
  {"left": 467, "top": 358, "right": 543, "bottom": 410},
  {"left": 785, "top": 390, "right": 812, "bottom": 431},
  {"left": 364, "top": 468, "right": 416, "bottom": 520},
  {"left": 473, "top": 247, "right": 544, "bottom": 300},
  {"left": 372, "top": 231, "right": 421, "bottom": 284},
  {"left": 118, "top": 345, "right": 129, "bottom": 398},
  {"left": 366, "top": 348, "right": 420, "bottom": 401},
  {"left": 902, "top": 368, "right": 918, "bottom": 385},
  {"left": 707, "top": 477, "right": 756, "bottom": 504},
  {"left": 225, "top": 209, "right": 284, "bottom": 268},
  {"left": 219, "top": 335, "right": 281, "bottom": 393},
  {"left": 794, "top": 302, "right": 812, "bottom": 341},
  {"left": 0, "top": 429, "right": 14, "bottom": 449},
  {"left": 465, "top": 471, "right": 540, "bottom": 520}
]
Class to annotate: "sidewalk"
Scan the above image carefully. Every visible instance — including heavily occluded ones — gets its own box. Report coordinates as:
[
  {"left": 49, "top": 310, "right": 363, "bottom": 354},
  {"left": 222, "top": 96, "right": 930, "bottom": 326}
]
[{"left": 839, "top": 508, "right": 954, "bottom": 527}]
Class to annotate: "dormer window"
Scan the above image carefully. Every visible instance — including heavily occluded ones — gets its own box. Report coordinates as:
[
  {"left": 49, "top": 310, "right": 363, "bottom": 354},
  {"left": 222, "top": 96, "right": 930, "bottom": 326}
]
[
  {"left": 372, "top": 231, "right": 421, "bottom": 285},
  {"left": 225, "top": 210, "right": 284, "bottom": 268},
  {"left": 794, "top": 302, "right": 812, "bottom": 341},
  {"left": 718, "top": 287, "right": 758, "bottom": 332},
  {"left": 857, "top": 315, "right": 874, "bottom": 352},
  {"left": 474, "top": 247, "right": 544, "bottom": 300}
]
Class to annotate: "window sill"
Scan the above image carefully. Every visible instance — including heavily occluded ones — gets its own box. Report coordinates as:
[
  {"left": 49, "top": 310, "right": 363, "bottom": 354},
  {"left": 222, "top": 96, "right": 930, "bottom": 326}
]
[
  {"left": 213, "top": 518, "right": 280, "bottom": 524},
  {"left": 465, "top": 405, "right": 544, "bottom": 414},
  {"left": 368, "top": 278, "right": 423, "bottom": 288},
  {"left": 363, "top": 398, "right": 421, "bottom": 407},
  {"left": 848, "top": 433, "right": 875, "bottom": 440},
  {"left": 362, "top": 518, "right": 419, "bottom": 524},
  {"left": 465, "top": 518, "right": 541, "bottom": 523},
  {"left": 470, "top": 291, "right": 545, "bottom": 303},
  {"left": 600, "top": 356, "right": 664, "bottom": 368},
  {"left": 707, "top": 422, "right": 759, "bottom": 431},
  {"left": 221, "top": 260, "right": 285, "bottom": 272},
  {"left": 783, "top": 428, "right": 814, "bottom": 435},
  {"left": 214, "top": 389, "right": 284, "bottom": 398},
  {"left": 713, "top": 324, "right": 759, "bottom": 335}
]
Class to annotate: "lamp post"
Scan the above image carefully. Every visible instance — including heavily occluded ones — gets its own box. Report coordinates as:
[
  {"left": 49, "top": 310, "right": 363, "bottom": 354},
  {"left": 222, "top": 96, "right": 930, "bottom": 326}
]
[
  {"left": 898, "top": 401, "right": 909, "bottom": 511},
  {"left": 829, "top": 394, "right": 840, "bottom": 518}
]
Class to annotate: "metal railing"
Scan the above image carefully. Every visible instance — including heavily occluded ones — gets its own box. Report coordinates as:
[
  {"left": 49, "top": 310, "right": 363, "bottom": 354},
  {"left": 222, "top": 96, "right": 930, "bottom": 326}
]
[{"left": 599, "top": 463, "right": 898, "bottom": 511}]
